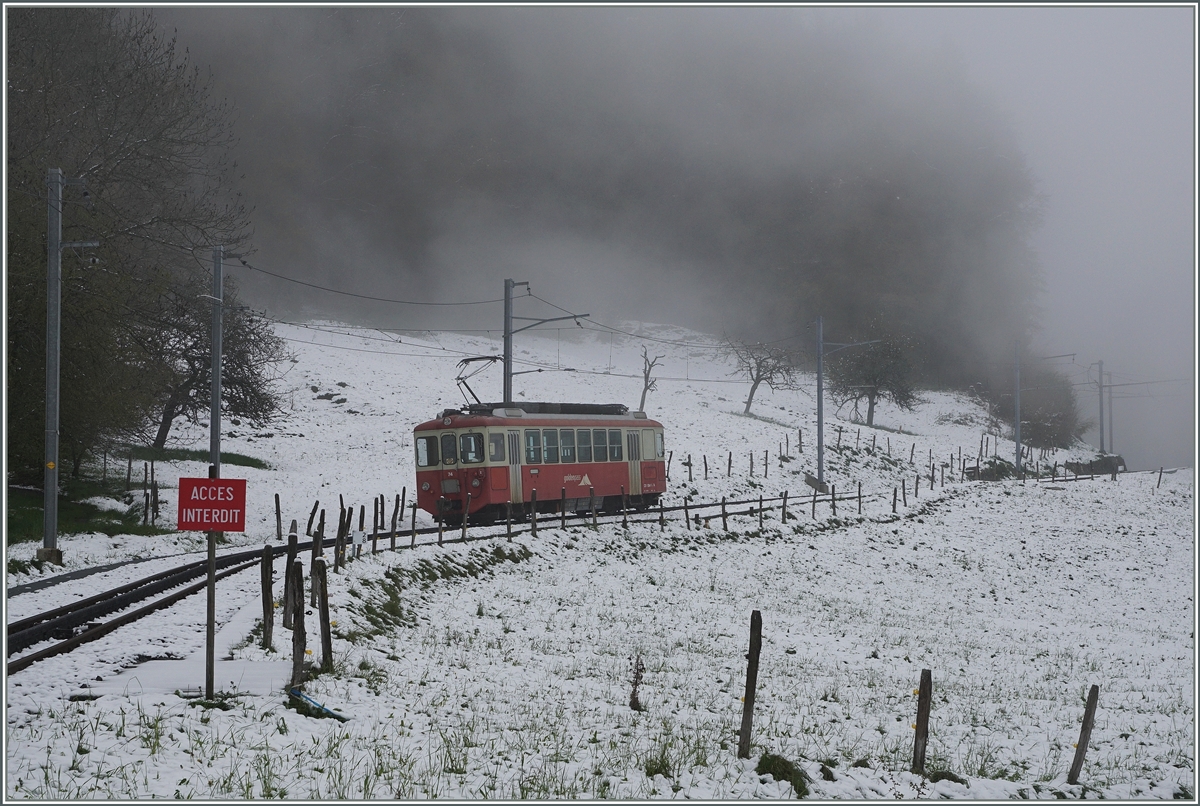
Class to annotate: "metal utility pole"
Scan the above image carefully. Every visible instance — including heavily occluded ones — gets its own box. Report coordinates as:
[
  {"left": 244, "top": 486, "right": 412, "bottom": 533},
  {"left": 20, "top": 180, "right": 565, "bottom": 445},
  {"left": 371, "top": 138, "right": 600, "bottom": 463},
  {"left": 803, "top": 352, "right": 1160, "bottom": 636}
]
[
  {"left": 501, "top": 279, "right": 588, "bottom": 405},
  {"left": 816, "top": 316, "right": 824, "bottom": 485},
  {"left": 1106, "top": 371, "right": 1113, "bottom": 454},
  {"left": 206, "top": 245, "right": 224, "bottom": 700},
  {"left": 502, "top": 279, "right": 527, "bottom": 405},
  {"left": 1014, "top": 341, "right": 1021, "bottom": 472},
  {"left": 1097, "top": 359, "right": 1105, "bottom": 453},
  {"left": 41, "top": 168, "right": 96, "bottom": 565}
]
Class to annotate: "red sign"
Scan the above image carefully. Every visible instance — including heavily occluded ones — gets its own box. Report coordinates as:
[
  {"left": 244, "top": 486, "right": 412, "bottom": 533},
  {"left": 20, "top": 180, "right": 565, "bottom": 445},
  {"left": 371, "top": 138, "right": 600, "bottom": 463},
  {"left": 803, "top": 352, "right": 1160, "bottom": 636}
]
[{"left": 177, "top": 478, "right": 247, "bottom": 532}]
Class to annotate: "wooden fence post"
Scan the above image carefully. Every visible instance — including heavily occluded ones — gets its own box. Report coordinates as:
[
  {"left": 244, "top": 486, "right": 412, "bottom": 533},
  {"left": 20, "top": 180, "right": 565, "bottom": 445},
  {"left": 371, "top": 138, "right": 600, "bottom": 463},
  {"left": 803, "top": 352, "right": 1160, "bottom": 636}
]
[
  {"left": 915, "top": 472, "right": 919, "bottom": 498},
  {"left": 310, "top": 511, "right": 324, "bottom": 607},
  {"left": 260, "top": 544, "right": 274, "bottom": 651},
  {"left": 727, "top": 451, "right": 733, "bottom": 477},
  {"left": 621, "top": 485, "right": 628, "bottom": 529},
  {"left": 357, "top": 505, "right": 366, "bottom": 558},
  {"left": 831, "top": 485, "right": 837, "bottom": 517},
  {"left": 1068, "top": 684, "right": 1100, "bottom": 785},
  {"left": 858, "top": 481, "right": 862, "bottom": 515},
  {"left": 666, "top": 451, "right": 672, "bottom": 481},
  {"left": 437, "top": 496, "right": 446, "bottom": 545},
  {"left": 799, "top": 429, "right": 803, "bottom": 454},
  {"left": 721, "top": 496, "right": 728, "bottom": 531},
  {"left": 704, "top": 455, "right": 709, "bottom": 480},
  {"left": 314, "top": 557, "right": 333, "bottom": 674},
  {"left": 410, "top": 503, "right": 417, "bottom": 547},
  {"left": 781, "top": 490, "right": 788, "bottom": 522},
  {"left": 1157, "top": 467, "right": 1164, "bottom": 488},
  {"left": 910, "top": 443, "right": 915, "bottom": 464},
  {"left": 687, "top": 454, "right": 693, "bottom": 482},
  {"left": 836, "top": 427, "right": 842, "bottom": 451},
  {"left": 856, "top": 428, "right": 861, "bottom": 450},
  {"left": 391, "top": 491, "right": 401, "bottom": 551},
  {"left": 306, "top": 500, "right": 319, "bottom": 536},
  {"left": 902, "top": 479, "right": 907, "bottom": 507},
  {"left": 371, "top": 496, "right": 379, "bottom": 554},
  {"left": 530, "top": 489, "right": 538, "bottom": 537},
  {"left": 912, "top": 668, "right": 933, "bottom": 775},
  {"left": 275, "top": 493, "right": 283, "bottom": 543},
  {"left": 737, "top": 609, "right": 763, "bottom": 759},
  {"left": 659, "top": 498, "right": 665, "bottom": 532},
  {"left": 758, "top": 495, "right": 763, "bottom": 529},
  {"left": 283, "top": 521, "right": 298, "bottom": 630},
  {"left": 892, "top": 487, "right": 897, "bottom": 514},
  {"left": 749, "top": 451, "right": 754, "bottom": 478},
  {"left": 811, "top": 488, "right": 817, "bottom": 520},
  {"left": 289, "top": 560, "right": 306, "bottom": 688},
  {"left": 684, "top": 498, "right": 691, "bottom": 530},
  {"left": 764, "top": 450, "right": 768, "bottom": 478},
  {"left": 462, "top": 493, "right": 472, "bottom": 541}
]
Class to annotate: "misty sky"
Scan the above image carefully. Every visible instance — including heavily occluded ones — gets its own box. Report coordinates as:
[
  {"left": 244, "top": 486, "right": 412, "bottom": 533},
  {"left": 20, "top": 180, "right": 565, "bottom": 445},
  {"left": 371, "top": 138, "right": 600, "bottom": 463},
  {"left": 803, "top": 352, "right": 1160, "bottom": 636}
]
[{"left": 154, "top": 6, "right": 1195, "bottom": 471}]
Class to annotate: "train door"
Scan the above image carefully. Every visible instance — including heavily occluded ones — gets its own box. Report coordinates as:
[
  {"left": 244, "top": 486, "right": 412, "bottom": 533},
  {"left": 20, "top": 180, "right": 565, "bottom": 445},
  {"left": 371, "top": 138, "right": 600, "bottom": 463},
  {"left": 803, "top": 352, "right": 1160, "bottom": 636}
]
[
  {"left": 639, "top": 429, "right": 659, "bottom": 493},
  {"left": 626, "top": 430, "right": 641, "bottom": 496},
  {"left": 507, "top": 431, "right": 522, "bottom": 503}
]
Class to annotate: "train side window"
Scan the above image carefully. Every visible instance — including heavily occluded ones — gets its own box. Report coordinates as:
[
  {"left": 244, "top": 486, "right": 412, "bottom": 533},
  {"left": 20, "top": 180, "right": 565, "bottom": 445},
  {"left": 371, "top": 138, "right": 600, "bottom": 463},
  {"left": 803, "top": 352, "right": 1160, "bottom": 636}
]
[
  {"left": 655, "top": 431, "right": 665, "bottom": 458},
  {"left": 440, "top": 434, "right": 457, "bottom": 465},
  {"left": 524, "top": 430, "right": 542, "bottom": 464},
  {"left": 592, "top": 429, "right": 607, "bottom": 462},
  {"left": 488, "top": 432, "right": 506, "bottom": 463},
  {"left": 609, "top": 429, "right": 623, "bottom": 461},
  {"left": 560, "top": 429, "right": 576, "bottom": 463},
  {"left": 577, "top": 429, "right": 592, "bottom": 462},
  {"left": 460, "top": 433, "right": 484, "bottom": 464},
  {"left": 416, "top": 436, "right": 439, "bottom": 467},
  {"left": 543, "top": 429, "right": 560, "bottom": 463}
]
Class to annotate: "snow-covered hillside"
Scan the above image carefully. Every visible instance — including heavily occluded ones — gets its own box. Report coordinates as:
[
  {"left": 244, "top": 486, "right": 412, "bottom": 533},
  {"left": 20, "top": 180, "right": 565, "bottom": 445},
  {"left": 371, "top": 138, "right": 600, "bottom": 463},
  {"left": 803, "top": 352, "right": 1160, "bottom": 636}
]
[{"left": 6, "top": 321, "right": 1194, "bottom": 799}]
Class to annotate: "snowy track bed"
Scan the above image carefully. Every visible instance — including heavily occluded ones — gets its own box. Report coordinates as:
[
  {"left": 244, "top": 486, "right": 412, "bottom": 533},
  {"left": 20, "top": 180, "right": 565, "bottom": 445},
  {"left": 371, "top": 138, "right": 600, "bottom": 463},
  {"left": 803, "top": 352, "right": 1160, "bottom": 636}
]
[{"left": 7, "top": 472, "right": 1192, "bottom": 799}]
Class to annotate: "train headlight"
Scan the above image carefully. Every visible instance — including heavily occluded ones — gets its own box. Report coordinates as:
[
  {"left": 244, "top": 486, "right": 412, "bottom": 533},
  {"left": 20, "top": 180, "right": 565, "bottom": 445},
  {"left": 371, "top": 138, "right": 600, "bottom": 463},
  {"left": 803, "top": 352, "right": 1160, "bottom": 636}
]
[
  {"left": 421, "top": 482, "right": 431, "bottom": 492},
  {"left": 471, "top": 478, "right": 481, "bottom": 488}
]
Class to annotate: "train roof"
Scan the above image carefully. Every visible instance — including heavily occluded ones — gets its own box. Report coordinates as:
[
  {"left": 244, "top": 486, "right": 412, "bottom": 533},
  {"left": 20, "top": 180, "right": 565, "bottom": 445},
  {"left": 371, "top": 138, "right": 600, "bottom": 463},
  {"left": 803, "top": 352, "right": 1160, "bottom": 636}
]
[{"left": 415, "top": 402, "right": 663, "bottom": 430}]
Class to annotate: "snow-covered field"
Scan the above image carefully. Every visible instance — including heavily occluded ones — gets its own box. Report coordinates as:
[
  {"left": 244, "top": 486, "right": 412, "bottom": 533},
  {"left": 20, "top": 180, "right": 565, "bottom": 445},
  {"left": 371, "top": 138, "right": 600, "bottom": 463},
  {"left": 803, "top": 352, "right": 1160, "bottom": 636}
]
[{"left": 6, "top": 321, "right": 1195, "bottom": 799}]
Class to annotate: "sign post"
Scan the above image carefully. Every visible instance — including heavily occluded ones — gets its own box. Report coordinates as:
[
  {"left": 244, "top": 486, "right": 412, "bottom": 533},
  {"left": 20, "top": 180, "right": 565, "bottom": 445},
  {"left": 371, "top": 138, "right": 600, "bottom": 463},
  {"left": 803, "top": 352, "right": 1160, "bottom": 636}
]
[{"left": 178, "top": 476, "right": 247, "bottom": 699}]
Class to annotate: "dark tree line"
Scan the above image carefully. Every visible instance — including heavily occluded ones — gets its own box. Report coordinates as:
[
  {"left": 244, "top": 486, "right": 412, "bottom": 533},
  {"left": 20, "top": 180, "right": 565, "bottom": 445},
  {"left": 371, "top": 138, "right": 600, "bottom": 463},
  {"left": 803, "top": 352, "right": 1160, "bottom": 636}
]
[{"left": 6, "top": 8, "right": 287, "bottom": 481}]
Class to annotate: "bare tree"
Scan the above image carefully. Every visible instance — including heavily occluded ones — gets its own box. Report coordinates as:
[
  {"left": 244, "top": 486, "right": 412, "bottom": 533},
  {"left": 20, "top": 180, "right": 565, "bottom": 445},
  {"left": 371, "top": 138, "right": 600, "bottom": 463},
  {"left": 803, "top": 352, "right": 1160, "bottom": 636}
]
[
  {"left": 638, "top": 346, "right": 664, "bottom": 412},
  {"left": 723, "top": 337, "right": 797, "bottom": 415},
  {"left": 826, "top": 334, "right": 917, "bottom": 426}
]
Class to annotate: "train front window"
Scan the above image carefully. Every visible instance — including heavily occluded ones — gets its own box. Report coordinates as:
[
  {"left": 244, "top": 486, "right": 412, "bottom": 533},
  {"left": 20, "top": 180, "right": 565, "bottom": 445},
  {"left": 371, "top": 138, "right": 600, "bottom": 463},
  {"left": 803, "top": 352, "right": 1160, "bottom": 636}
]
[
  {"left": 560, "top": 429, "right": 576, "bottom": 463},
  {"left": 609, "top": 429, "right": 623, "bottom": 461},
  {"left": 488, "top": 432, "right": 506, "bottom": 462},
  {"left": 655, "top": 431, "right": 665, "bottom": 458},
  {"left": 416, "top": 436, "right": 439, "bottom": 467},
  {"left": 577, "top": 429, "right": 592, "bottom": 462},
  {"left": 543, "top": 429, "right": 559, "bottom": 463},
  {"left": 460, "top": 433, "right": 484, "bottom": 464},
  {"left": 440, "top": 434, "right": 457, "bottom": 465},
  {"left": 592, "top": 429, "right": 607, "bottom": 462},
  {"left": 524, "top": 430, "right": 542, "bottom": 463}
]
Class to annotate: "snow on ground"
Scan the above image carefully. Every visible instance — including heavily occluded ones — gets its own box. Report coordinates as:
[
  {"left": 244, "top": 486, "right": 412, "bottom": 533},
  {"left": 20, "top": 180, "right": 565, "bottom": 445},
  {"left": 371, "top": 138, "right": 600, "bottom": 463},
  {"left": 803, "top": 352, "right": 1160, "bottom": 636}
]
[{"left": 5, "top": 321, "right": 1195, "bottom": 799}]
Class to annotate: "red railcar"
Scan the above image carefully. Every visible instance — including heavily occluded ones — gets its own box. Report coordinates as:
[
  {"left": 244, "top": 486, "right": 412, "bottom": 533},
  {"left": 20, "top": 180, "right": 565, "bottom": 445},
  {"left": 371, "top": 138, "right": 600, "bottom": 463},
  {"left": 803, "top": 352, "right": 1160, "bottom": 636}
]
[{"left": 414, "top": 402, "right": 666, "bottom": 524}]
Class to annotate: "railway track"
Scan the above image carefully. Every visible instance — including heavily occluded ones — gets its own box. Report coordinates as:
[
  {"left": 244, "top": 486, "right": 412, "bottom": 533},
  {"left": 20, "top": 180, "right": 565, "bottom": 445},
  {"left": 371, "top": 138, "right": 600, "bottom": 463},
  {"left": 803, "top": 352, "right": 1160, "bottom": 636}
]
[{"left": 4, "top": 482, "right": 967, "bottom": 676}]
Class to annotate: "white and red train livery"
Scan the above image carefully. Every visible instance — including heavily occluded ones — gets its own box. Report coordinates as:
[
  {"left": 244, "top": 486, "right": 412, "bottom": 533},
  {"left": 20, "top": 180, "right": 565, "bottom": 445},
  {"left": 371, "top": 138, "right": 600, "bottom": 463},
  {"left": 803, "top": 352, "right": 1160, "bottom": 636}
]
[{"left": 414, "top": 402, "right": 666, "bottom": 523}]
